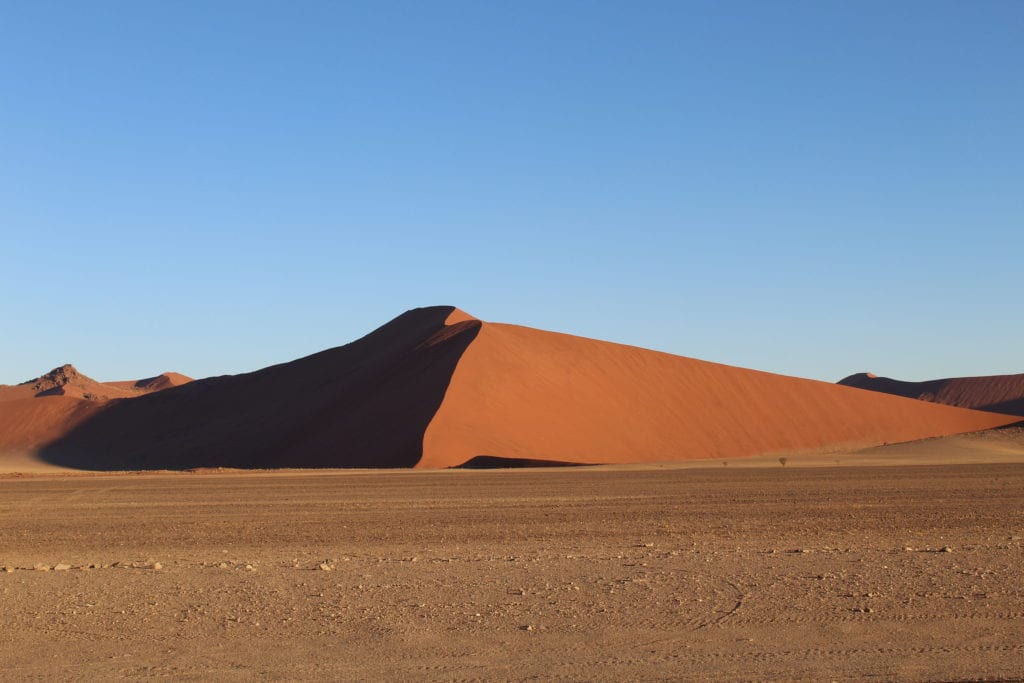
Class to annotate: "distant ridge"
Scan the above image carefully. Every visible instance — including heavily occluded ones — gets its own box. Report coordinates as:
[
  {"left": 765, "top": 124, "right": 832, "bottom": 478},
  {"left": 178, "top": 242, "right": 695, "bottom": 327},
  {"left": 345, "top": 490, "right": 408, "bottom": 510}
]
[
  {"left": 0, "top": 307, "right": 1016, "bottom": 471},
  {"left": 838, "top": 372, "right": 1024, "bottom": 417},
  {"left": 0, "top": 365, "right": 192, "bottom": 402},
  {"left": 0, "top": 366, "right": 192, "bottom": 467}
]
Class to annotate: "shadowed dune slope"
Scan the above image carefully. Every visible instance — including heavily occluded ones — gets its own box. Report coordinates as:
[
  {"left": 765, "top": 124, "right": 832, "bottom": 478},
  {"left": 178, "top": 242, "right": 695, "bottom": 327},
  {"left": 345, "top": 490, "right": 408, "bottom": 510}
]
[
  {"left": 838, "top": 372, "right": 1024, "bottom": 417},
  {"left": 418, "top": 323, "right": 1017, "bottom": 468},
  {"left": 32, "top": 307, "right": 480, "bottom": 470}
]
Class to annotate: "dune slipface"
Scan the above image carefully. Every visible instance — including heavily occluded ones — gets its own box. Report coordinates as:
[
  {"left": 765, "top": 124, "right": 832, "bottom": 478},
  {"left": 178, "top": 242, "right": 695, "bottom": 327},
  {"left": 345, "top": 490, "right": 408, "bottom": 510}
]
[
  {"left": 838, "top": 372, "right": 1024, "bottom": 417},
  {"left": 0, "top": 306, "right": 1017, "bottom": 472}
]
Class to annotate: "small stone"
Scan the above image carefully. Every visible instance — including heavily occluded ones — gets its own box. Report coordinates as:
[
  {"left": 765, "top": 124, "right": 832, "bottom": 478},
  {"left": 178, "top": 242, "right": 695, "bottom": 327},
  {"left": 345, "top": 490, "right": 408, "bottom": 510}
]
[
  {"left": 245, "top": 564, "right": 256, "bottom": 571},
  {"left": 218, "top": 562, "right": 229, "bottom": 569},
  {"left": 2, "top": 566, "right": 14, "bottom": 573},
  {"left": 941, "top": 546, "right": 954, "bottom": 553},
  {"left": 318, "top": 563, "right": 333, "bottom": 572},
  {"left": 33, "top": 564, "right": 50, "bottom": 572},
  {"left": 54, "top": 563, "right": 72, "bottom": 571},
  {"left": 148, "top": 562, "right": 162, "bottom": 570},
  {"left": 521, "top": 624, "right": 535, "bottom": 631}
]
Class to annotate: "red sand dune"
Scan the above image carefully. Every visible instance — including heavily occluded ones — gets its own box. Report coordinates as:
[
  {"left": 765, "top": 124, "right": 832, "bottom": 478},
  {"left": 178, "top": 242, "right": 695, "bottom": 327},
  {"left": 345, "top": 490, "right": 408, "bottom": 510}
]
[
  {"left": 838, "top": 372, "right": 1024, "bottom": 417},
  {"left": 0, "top": 365, "right": 193, "bottom": 403},
  {"left": 0, "top": 307, "right": 1016, "bottom": 471},
  {"left": 105, "top": 371, "right": 193, "bottom": 394},
  {"left": 419, "top": 321, "right": 1018, "bottom": 467},
  {"left": 0, "top": 397, "right": 105, "bottom": 455},
  {"left": 0, "top": 366, "right": 192, "bottom": 467}
]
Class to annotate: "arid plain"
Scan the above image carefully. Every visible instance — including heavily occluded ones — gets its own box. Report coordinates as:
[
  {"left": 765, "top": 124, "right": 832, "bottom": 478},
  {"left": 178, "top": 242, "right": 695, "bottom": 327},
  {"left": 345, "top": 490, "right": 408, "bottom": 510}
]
[{"left": 2, "top": 451, "right": 1024, "bottom": 681}]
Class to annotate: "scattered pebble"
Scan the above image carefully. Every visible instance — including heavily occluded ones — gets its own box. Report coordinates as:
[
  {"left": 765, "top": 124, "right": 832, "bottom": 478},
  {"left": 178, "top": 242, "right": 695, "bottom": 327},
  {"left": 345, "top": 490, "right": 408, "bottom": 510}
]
[
  {"left": 33, "top": 564, "right": 50, "bottom": 572},
  {"left": 53, "top": 563, "right": 72, "bottom": 571},
  {"left": 318, "top": 563, "right": 333, "bottom": 572},
  {"left": 521, "top": 624, "right": 535, "bottom": 631},
  {"left": 941, "top": 546, "right": 954, "bottom": 553},
  {"left": 2, "top": 566, "right": 14, "bottom": 573}
]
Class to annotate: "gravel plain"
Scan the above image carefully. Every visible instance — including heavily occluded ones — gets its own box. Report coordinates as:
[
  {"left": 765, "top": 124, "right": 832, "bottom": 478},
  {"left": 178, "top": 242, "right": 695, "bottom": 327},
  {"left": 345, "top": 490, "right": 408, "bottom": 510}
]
[{"left": 1, "top": 463, "right": 1023, "bottom": 680}]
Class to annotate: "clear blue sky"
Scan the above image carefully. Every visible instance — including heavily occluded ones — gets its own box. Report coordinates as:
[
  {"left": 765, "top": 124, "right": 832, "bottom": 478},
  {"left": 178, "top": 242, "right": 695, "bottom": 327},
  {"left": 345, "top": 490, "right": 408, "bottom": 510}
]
[{"left": 2, "top": 1, "right": 1021, "bottom": 385}]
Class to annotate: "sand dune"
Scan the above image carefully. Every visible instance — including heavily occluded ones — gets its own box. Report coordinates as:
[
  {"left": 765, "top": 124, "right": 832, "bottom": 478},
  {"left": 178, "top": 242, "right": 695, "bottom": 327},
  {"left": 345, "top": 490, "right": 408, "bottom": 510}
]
[
  {"left": 0, "top": 365, "right": 192, "bottom": 402},
  {"left": 0, "top": 366, "right": 192, "bottom": 471},
  {"left": 104, "top": 371, "right": 193, "bottom": 394},
  {"left": 0, "top": 397, "right": 105, "bottom": 460},
  {"left": 21, "top": 307, "right": 480, "bottom": 470},
  {"left": 419, "top": 321, "right": 1017, "bottom": 467},
  {"left": 839, "top": 372, "right": 1024, "bottom": 416},
  {"left": 0, "top": 307, "right": 1017, "bottom": 471}
]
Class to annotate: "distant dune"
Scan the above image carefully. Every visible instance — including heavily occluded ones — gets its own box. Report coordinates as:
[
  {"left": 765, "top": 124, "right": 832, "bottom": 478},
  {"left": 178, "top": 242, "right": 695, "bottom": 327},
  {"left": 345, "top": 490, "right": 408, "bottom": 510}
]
[
  {"left": 838, "top": 372, "right": 1024, "bottom": 417},
  {"left": 0, "top": 307, "right": 1016, "bottom": 472},
  {"left": 0, "top": 367, "right": 191, "bottom": 470},
  {"left": 0, "top": 365, "right": 192, "bottom": 402}
]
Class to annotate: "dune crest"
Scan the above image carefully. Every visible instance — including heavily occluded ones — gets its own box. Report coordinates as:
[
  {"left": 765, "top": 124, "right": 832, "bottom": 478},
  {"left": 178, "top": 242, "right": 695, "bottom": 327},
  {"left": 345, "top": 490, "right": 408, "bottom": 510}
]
[{"left": 839, "top": 372, "right": 1024, "bottom": 417}]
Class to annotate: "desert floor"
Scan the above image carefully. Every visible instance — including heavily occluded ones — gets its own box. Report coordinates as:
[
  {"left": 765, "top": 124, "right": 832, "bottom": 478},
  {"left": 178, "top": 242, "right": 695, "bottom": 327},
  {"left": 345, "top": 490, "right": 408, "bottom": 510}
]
[{"left": 2, "top": 462, "right": 1023, "bottom": 681}]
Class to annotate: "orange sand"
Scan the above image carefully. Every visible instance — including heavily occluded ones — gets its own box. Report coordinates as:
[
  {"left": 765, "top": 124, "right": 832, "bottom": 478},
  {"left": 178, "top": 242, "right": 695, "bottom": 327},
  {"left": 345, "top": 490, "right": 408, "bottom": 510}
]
[{"left": 419, "top": 320, "right": 1016, "bottom": 467}]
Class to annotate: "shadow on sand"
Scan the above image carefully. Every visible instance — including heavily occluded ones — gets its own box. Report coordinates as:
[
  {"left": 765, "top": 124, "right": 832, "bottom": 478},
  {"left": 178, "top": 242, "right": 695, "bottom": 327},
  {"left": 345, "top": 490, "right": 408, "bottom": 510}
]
[{"left": 38, "top": 306, "right": 480, "bottom": 471}]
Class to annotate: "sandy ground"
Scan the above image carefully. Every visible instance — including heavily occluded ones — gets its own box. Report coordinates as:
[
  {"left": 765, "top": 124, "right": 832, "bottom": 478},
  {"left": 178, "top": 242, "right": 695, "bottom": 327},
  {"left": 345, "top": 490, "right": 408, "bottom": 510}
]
[{"left": 2, "top": 462, "right": 1023, "bottom": 681}]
